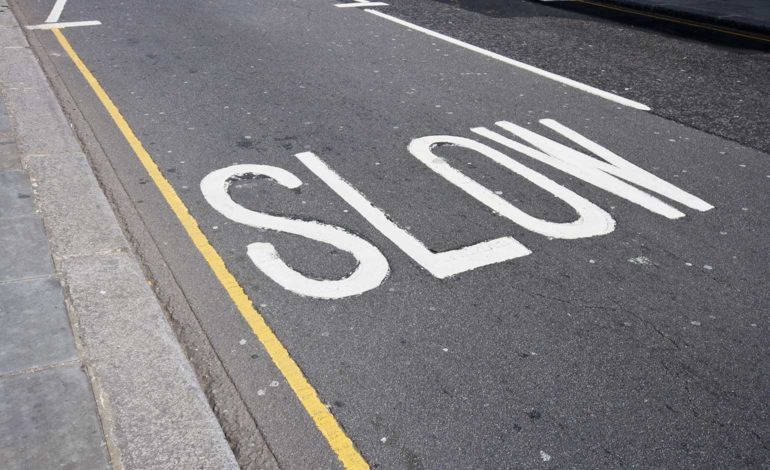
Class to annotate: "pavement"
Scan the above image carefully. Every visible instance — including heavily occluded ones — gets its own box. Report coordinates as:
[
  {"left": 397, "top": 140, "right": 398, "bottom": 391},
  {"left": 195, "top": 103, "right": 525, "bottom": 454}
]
[
  {"left": 0, "top": 2, "right": 239, "bottom": 468},
  {"left": 2, "top": 0, "right": 769, "bottom": 469},
  {"left": 0, "top": 99, "right": 109, "bottom": 469},
  {"left": 583, "top": 0, "right": 770, "bottom": 34}
]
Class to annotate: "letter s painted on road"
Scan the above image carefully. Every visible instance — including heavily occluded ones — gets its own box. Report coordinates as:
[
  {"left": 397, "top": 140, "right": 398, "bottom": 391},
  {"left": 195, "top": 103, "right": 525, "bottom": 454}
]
[{"left": 200, "top": 164, "right": 389, "bottom": 299}]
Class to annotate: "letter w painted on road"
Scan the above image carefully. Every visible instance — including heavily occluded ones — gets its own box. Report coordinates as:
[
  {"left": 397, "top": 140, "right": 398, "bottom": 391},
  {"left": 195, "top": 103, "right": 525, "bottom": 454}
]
[{"left": 471, "top": 119, "right": 713, "bottom": 219}]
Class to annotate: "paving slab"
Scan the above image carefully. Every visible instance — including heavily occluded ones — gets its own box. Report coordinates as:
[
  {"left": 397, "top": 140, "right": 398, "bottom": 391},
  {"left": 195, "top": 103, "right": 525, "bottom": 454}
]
[
  {"left": 0, "top": 365, "right": 110, "bottom": 470},
  {"left": 0, "top": 0, "right": 19, "bottom": 28},
  {"left": 0, "top": 276, "right": 77, "bottom": 374},
  {"left": 0, "top": 169, "right": 34, "bottom": 217},
  {"left": 0, "top": 102, "right": 18, "bottom": 170},
  {"left": 0, "top": 216, "right": 53, "bottom": 281},
  {"left": 0, "top": 48, "right": 82, "bottom": 156},
  {"left": 0, "top": 13, "right": 26, "bottom": 44},
  {"left": 0, "top": 138, "right": 20, "bottom": 170},
  {"left": 0, "top": 101, "right": 10, "bottom": 133},
  {"left": 6, "top": 85, "right": 83, "bottom": 156}
]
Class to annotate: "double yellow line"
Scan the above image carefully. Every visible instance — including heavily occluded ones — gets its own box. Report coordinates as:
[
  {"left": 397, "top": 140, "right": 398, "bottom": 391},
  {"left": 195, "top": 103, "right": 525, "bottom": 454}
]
[{"left": 51, "top": 28, "right": 368, "bottom": 470}]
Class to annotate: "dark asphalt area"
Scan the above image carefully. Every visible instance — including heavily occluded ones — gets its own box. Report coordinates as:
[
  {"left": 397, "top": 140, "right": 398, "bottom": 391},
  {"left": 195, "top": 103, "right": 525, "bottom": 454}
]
[
  {"left": 591, "top": 0, "right": 770, "bottom": 35},
  {"left": 389, "top": 0, "right": 770, "bottom": 154},
  {"left": 12, "top": 0, "right": 770, "bottom": 468}
]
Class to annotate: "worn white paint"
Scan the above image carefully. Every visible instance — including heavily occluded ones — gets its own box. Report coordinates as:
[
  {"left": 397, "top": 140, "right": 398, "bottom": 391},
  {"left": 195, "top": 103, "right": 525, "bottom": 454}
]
[
  {"left": 26, "top": 20, "right": 101, "bottom": 30},
  {"left": 200, "top": 164, "right": 389, "bottom": 299},
  {"left": 363, "top": 9, "right": 650, "bottom": 111},
  {"left": 408, "top": 136, "right": 616, "bottom": 239},
  {"left": 472, "top": 120, "right": 712, "bottom": 218},
  {"left": 628, "top": 256, "right": 652, "bottom": 265},
  {"left": 296, "top": 151, "right": 531, "bottom": 279}
]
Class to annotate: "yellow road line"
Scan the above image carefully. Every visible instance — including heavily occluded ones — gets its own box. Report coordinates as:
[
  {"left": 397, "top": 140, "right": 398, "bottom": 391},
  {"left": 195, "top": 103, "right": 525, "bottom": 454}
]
[
  {"left": 575, "top": 0, "right": 770, "bottom": 43},
  {"left": 51, "top": 28, "right": 368, "bottom": 470}
]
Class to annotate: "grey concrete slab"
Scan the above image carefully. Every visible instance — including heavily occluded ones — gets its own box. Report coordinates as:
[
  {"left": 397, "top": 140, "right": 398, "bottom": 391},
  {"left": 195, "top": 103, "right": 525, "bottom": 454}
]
[
  {"left": 6, "top": 84, "right": 83, "bottom": 156},
  {"left": 0, "top": 102, "right": 10, "bottom": 133},
  {"left": 0, "top": 365, "right": 110, "bottom": 470},
  {"left": 0, "top": 276, "right": 77, "bottom": 374},
  {"left": 60, "top": 251, "right": 237, "bottom": 470},
  {"left": 24, "top": 153, "right": 128, "bottom": 258},
  {"left": 0, "top": 14, "right": 27, "bottom": 45},
  {"left": 0, "top": 170, "right": 34, "bottom": 217},
  {"left": 0, "top": 8, "right": 79, "bottom": 158},
  {"left": 0, "top": 46, "right": 82, "bottom": 156},
  {"left": 0, "top": 48, "right": 41, "bottom": 87},
  {"left": 0, "top": 138, "right": 20, "bottom": 170},
  {"left": 0, "top": 1, "right": 20, "bottom": 29},
  {"left": 0, "top": 216, "right": 53, "bottom": 281},
  {"left": 0, "top": 97, "right": 19, "bottom": 170}
]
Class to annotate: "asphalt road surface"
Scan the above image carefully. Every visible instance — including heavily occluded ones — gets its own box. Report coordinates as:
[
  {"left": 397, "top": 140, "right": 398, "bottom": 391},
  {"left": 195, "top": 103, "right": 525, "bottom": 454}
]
[{"left": 13, "top": 0, "right": 770, "bottom": 468}]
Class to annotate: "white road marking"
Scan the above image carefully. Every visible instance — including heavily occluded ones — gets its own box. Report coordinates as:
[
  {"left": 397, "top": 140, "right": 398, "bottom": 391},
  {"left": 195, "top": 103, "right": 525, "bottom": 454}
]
[
  {"left": 472, "top": 120, "right": 712, "bottom": 218},
  {"left": 45, "top": 0, "right": 68, "bottom": 23},
  {"left": 473, "top": 126, "right": 683, "bottom": 218},
  {"left": 409, "top": 135, "right": 616, "bottom": 239},
  {"left": 296, "top": 151, "right": 531, "bottom": 279},
  {"left": 202, "top": 118, "right": 712, "bottom": 297},
  {"left": 335, "top": 2, "right": 389, "bottom": 8},
  {"left": 363, "top": 9, "right": 650, "bottom": 111},
  {"left": 539, "top": 119, "right": 713, "bottom": 212},
  {"left": 27, "top": 20, "right": 102, "bottom": 30},
  {"left": 516, "top": 119, "right": 712, "bottom": 213},
  {"left": 201, "top": 164, "right": 389, "bottom": 299}
]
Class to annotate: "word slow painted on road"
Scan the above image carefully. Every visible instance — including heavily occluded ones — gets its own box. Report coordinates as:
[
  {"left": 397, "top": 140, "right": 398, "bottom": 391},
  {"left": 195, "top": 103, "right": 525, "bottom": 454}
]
[{"left": 201, "top": 118, "right": 713, "bottom": 299}]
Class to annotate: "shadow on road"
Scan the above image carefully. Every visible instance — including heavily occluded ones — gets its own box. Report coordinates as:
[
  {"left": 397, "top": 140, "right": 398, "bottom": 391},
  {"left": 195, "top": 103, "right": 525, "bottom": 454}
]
[{"left": 434, "top": 0, "right": 770, "bottom": 51}]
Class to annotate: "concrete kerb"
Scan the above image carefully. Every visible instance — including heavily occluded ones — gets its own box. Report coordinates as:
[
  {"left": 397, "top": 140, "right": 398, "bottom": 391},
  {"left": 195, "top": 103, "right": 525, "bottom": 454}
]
[{"left": 0, "top": 4, "right": 238, "bottom": 469}]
